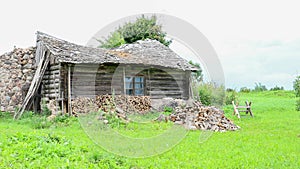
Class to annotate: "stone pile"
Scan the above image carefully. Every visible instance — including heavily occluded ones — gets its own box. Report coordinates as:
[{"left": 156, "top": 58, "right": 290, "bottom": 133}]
[{"left": 0, "top": 47, "right": 36, "bottom": 112}]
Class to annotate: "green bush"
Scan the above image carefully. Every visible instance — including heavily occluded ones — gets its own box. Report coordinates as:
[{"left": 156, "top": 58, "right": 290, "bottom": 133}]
[
  {"left": 163, "top": 106, "right": 173, "bottom": 114},
  {"left": 270, "top": 86, "right": 284, "bottom": 91},
  {"left": 253, "top": 82, "right": 268, "bottom": 92},
  {"left": 296, "top": 98, "right": 300, "bottom": 111},
  {"left": 225, "top": 90, "right": 239, "bottom": 105},
  {"left": 240, "top": 87, "right": 251, "bottom": 93},
  {"left": 100, "top": 15, "right": 171, "bottom": 48},
  {"left": 31, "top": 117, "right": 52, "bottom": 129},
  {"left": 294, "top": 76, "right": 300, "bottom": 97},
  {"left": 41, "top": 99, "right": 52, "bottom": 116},
  {"left": 226, "top": 88, "right": 235, "bottom": 92},
  {"left": 194, "top": 82, "right": 225, "bottom": 107},
  {"left": 0, "top": 111, "right": 12, "bottom": 119}
]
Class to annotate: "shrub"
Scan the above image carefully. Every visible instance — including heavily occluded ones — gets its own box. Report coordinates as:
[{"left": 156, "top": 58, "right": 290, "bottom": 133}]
[
  {"left": 41, "top": 99, "right": 51, "bottom": 116},
  {"left": 225, "top": 90, "right": 239, "bottom": 105},
  {"left": 294, "top": 76, "right": 300, "bottom": 111},
  {"left": 163, "top": 106, "right": 173, "bottom": 114},
  {"left": 240, "top": 87, "right": 251, "bottom": 93},
  {"left": 294, "top": 76, "right": 300, "bottom": 97},
  {"left": 296, "top": 98, "right": 300, "bottom": 111},
  {"left": 198, "top": 86, "right": 212, "bottom": 106},
  {"left": 253, "top": 82, "right": 268, "bottom": 92},
  {"left": 31, "top": 116, "right": 52, "bottom": 129},
  {"left": 0, "top": 111, "right": 12, "bottom": 119},
  {"left": 226, "top": 88, "right": 235, "bottom": 92},
  {"left": 193, "top": 82, "right": 225, "bottom": 107},
  {"left": 270, "top": 86, "right": 284, "bottom": 91}
]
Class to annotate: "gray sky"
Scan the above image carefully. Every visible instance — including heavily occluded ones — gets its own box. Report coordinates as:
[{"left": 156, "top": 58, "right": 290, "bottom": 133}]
[{"left": 1, "top": 0, "right": 299, "bottom": 90}]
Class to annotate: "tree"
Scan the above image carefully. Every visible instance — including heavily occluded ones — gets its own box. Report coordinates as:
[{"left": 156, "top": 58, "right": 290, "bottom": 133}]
[
  {"left": 293, "top": 76, "right": 300, "bottom": 111},
  {"left": 188, "top": 61, "right": 203, "bottom": 82},
  {"left": 253, "top": 82, "right": 267, "bottom": 92},
  {"left": 293, "top": 76, "right": 300, "bottom": 97},
  {"left": 99, "top": 15, "right": 172, "bottom": 48},
  {"left": 99, "top": 31, "right": 125, "bottom": 49}
]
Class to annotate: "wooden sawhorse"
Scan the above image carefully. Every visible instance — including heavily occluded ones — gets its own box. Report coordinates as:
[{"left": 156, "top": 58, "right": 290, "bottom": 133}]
[{"left": 232, "top": 101, "right": 253, "bottom": 118}]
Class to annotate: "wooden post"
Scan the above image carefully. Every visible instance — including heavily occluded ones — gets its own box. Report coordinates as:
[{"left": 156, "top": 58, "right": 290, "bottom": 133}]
[
  {"left": 188, "top": 71, "right": 193, "bottom": 100},
  {"left": 232, "top": 101, "right": 241, "bottom": 118},
  {"left": 61, "top": 91, "right": 64, "bottom": 114},
  {"left": 68, "top": 65, "right": 72, "bottom": 116},
  {"left": 123, "top": 66, "right": 126, "bottom": 95},
  {"left": 246, "top": 101, "right": 253, "bottom": 117},
  {"left": 148, "top": 68, "right": 151, "bottom": 97}
]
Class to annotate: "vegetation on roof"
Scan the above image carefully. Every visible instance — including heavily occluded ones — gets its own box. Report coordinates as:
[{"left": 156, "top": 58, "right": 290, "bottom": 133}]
[{"left": 99, "top": 15, "right": 172, "bottom": 48}]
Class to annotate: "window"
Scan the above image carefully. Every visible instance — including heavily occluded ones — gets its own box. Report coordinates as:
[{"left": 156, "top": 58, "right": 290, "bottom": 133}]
[{"left": 125, "top": 76, "right": 144, "bottom": 96}]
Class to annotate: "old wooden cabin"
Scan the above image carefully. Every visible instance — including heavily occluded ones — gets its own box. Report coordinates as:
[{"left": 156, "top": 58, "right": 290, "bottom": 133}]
[{"left": 18, "top": 32, "right": 197, "bottom": 116}]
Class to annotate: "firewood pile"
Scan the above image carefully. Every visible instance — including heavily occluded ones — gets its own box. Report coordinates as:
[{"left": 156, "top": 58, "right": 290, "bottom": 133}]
[
  {"left": 71, "top": 95, "right": 238, "bottom": 132},
  {"left": 71, "top": 95, "right": 151, "bottom": 115},
  {"left": 168, "top": 101, "right": 240, "bottom": 132},
  {"left": 114, "top": 95, "right": 151, "bottom": 113}
]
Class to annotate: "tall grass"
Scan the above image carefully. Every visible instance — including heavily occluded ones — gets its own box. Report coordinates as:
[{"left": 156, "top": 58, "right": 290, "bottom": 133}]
[{"left": 0, "top": 90, "right": 299, "bottom": 168}]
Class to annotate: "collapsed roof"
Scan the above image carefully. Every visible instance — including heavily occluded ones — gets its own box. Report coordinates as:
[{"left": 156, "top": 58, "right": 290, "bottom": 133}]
[{"left": 36, "top": 31, "right": 197, "bottom": 71}]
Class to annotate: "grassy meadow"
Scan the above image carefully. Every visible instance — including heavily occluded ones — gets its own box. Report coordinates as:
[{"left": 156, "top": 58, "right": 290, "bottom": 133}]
[{"left": 0, "top": 90, "right": 299, "bottom": 168}]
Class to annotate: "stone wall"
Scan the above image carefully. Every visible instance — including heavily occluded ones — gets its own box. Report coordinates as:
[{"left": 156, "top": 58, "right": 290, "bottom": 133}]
[{"left": 0, "top": 47, "right": 36, "bottom": 112}]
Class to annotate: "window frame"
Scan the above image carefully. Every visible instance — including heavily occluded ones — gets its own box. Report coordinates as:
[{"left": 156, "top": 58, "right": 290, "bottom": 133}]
[{"left": 125, "top": 76, "right": 145, "bottom": 96}]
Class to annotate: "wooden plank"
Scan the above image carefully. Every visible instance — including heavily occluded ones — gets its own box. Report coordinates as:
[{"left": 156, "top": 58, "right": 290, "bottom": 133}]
[
  {"left": 149, "top": 90, "right": 183, "bottom": 95},
  {"left": 49, "top": 64, "right": 60, "bottom": 71},
  {"left": 15, "top": 47, "right": 50, "bottom": 119},
  {"left": 44, "top": 93, "right": 59, "bottom": 98},
  {"left": 43, "top": 75, "right": 60, "bottom": 79},
  {"left": 232, "top": 101, "right": 240, "bottom": 118}
]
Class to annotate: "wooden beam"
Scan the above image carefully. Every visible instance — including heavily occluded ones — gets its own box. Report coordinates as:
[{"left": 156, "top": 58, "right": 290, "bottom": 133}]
[
  {"left": 68, "top": 65, "right": 72, "bottom": 116},
  {"left": 123, "top": 67, "right": 126, "bottom": 95}
]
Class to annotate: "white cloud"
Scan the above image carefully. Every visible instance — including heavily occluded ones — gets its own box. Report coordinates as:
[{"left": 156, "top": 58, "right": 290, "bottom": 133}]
[{"left": 1, "top": 0, "right": 300, "bottom": 89}]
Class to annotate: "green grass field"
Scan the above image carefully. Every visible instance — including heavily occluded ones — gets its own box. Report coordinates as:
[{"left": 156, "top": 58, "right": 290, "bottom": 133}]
[{"left": 0, "top": 91, "right": 299, "bottom": 168}]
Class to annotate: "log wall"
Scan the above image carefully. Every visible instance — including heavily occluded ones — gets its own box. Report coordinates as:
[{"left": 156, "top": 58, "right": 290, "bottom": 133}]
[
  {"left": 61, "top": 63, "right": 191, "bottom": 100},
  {"left": 41, "top": 54, "right": 62, "bottom": 100},
  {"left": 41, "top": 62, "right": 191, "bottom": 113}
]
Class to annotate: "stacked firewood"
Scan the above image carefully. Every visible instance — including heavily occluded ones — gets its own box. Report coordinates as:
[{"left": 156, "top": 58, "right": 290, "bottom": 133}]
[
  {"left": 71, "top": 97, "right": 98, "bottom": 115},
  {"left": 114, "top": 95, "right": 151, "bottom": 113},
  {"left": 169, "top": 101, "right": 240, "bottom": 132},
  {"left": 71, "top": 95, "right": 151, "bottom": 115}
]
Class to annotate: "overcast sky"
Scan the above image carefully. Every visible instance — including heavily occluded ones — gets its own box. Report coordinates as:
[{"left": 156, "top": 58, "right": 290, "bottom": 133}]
[{"left": 1, "top": 0, "right": 299, "bottom": 90}]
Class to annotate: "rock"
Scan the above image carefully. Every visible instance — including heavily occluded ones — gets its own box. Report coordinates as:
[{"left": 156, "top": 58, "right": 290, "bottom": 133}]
[
  {"left": 27, "top": 76, "right": 33, "bottom": 81},
  {"left": 23, "top": 63, "right": 32, "bottom": 69},
  {"left": 21, "top": 60, "right": 28, "bottom": 65},
  {"left": 23, "top": 54, "right": 30, "bottom": 59},
  {"left": 12, "top": 86, "right": 20, "bottom": 93},
  {"left": 0, "top": 82, "right": 5, "bottom": 88},
  {"left": 5, "top": 96, "right": 10, "bottom": 102},
  {"left": 188, "top": 125, "right": 197, "bottom": 130},
  {"left": 174, "top": 120, "right": 183, "bottom": 125},
  {"left": 103, "top": 120, "right": 109, "bottom": 124},
  {"left": 22, "top": 69, "right": 31, "bottom": 74}
]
